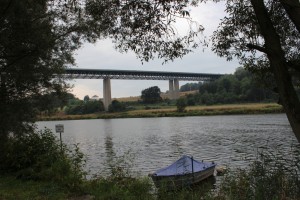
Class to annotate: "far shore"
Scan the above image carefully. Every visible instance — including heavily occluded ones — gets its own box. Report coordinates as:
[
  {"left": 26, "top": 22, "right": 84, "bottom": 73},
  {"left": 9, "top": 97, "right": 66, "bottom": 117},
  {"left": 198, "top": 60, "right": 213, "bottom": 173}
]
[{"left": 38, "top": 103, "right": 284, "bottom": 121}]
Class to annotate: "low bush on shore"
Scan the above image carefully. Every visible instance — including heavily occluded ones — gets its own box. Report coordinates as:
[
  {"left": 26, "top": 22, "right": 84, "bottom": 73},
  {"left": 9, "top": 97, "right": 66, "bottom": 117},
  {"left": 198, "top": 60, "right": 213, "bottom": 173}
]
[
  {"left": 213, "top": 148, "right": 300, "bottom": 200},
  {"left": 0, "top": 129, "right": 86, "bottom": 192}
]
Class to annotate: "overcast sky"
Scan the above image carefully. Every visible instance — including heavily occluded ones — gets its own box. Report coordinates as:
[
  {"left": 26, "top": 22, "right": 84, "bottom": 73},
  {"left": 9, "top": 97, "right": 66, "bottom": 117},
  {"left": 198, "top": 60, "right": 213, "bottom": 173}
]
[{"left": 69, "top": 2, "right": 239, "bottom": 99}]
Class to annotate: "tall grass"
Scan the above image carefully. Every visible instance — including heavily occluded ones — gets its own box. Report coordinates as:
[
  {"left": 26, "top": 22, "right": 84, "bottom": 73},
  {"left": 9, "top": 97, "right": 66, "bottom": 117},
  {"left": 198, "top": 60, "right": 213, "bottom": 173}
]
[{"left": 212, "top": 148, "right": 300, "bottom": 200}]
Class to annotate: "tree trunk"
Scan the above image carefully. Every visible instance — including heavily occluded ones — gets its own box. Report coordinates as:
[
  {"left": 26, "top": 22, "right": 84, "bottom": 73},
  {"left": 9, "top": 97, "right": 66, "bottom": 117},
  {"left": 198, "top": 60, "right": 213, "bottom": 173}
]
[
  {"left": 251, "top": 0, "right": 300, "bottom": 143},
  {"left": 280, "top": 0, "right": 300, "bottom": 34}
]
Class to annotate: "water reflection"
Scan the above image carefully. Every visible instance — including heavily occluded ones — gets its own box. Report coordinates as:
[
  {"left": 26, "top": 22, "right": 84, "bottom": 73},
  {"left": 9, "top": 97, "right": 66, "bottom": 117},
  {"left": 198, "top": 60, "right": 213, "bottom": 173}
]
[
  {"left": 104, "top": 120, "right": 115, "bottom": 167},
  {"left": 37, "top": 114, "right": 299, "bottom": 177}
]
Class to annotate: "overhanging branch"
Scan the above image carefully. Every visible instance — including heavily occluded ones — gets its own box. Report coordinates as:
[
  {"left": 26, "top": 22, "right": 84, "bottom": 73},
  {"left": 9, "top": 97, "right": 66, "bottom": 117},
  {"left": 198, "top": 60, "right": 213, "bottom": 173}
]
[{"left": 246, "top": 43, "right": 267, "bottom": 53}]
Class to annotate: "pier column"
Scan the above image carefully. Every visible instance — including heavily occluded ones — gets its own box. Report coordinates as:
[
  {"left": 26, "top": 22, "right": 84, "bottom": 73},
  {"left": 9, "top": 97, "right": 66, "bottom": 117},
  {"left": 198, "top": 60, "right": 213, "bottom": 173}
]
[
  {"left": 169, "top": 79, "right": 174, "bottom": 100},
  {"left": 174, "top": 79, "right": 180, "bottom": 99},
  {"left": 103, "top": 78, "right": 112, "bottom": 111}
]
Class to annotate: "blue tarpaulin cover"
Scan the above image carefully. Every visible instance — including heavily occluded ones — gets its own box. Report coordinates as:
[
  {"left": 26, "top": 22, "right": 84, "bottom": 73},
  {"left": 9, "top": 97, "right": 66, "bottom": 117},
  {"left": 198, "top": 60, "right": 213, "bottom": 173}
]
[{"left": 153, "top": 155, "right": 216, "bottom": 176}]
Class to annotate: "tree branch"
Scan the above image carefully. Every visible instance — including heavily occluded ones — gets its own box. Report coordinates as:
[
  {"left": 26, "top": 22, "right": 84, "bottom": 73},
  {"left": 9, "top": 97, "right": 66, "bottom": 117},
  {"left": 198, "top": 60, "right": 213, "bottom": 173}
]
[
  {"left": 246, "top": 43, "right": 267, "bottom": 53},
  {"left": 280, "top": 0, "right": 300, "bottom": 33}
]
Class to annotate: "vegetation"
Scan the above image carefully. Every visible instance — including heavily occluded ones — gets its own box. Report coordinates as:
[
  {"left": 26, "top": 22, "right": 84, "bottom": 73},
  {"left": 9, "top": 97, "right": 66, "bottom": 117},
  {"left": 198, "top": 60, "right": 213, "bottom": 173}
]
[
  {"left": 214, "top": 149, "right": 300, "bottom": 200},
  {"left": 108, "top": 100, "right": 127, "bottom": 113},
  {"left": 64, "top": 99, "right": 104, "bottom": 115},
  {"left": 32, "top": 92, "right": 77, "bottom": 115},
  {"left": 180, "top": 83, "right": 201, "bottom": 92},
  {"left": 0, "top": 0, "right": 85, "bottom": 139},
  {"left": 176, "top": 98, "right": 187, "bottom": 112},
  {"left": 1, "top": 130, "right": 299, "bottom": 200},
  {"left": 0, "top": 0, "right": 201, "bottom": 142},
  {"left": 39, "top": 103, "right": 283, "bottom": 121},
  {"left": 0, "top": 129, "right": 86, "bottom": 192},
  {"left": 141, "top": 86, "right": 163, "bottom": 104},
  {"left": 210, "top": 0, "right": 300, "bottom": 141},
  {"left": 180, "top": 67, "right": 281, "bottom": 105}
]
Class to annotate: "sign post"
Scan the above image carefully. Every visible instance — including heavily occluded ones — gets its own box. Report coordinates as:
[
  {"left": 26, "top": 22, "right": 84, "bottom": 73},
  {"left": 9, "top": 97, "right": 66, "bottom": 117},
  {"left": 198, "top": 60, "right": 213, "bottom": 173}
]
[{"left": 55, "top": 124, "right": 64, "bottom": 152}]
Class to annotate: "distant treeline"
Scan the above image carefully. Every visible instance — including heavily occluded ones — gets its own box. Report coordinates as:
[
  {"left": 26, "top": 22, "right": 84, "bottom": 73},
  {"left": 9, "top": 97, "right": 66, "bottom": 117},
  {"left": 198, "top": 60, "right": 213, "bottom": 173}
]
[
  {"left": 180, "top": 67, "right": 279, "bottom": 105},
  {"left": 32, "top": 92, "right": 105, "bottom": 115}
]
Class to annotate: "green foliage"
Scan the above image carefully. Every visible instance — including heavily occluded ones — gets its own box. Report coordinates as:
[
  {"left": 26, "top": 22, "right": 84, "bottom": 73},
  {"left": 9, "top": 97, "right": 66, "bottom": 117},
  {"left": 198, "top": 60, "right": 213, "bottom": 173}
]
[
  {"left": 32, "top": 92, "right": 77, "bottom": 115},
  {"left": 211, "top": 0, "right": 300, "bottom": 74},
  {"left": 83, "top": 95, "right": 90, "bottom": 102},
  {"left": 65, "top": 100, "right": 104, "bottom": 115},
  {"left": 141, "top": 86, "right": 162, "bottom": 104},
  {"left": 214, "top": 149, "right": 300, "bottom": 200},
  {"left": 108, "top": 100, "right": 127, "bottom": 112},
  {"left": 210, "top": 0, "right": 300, "bottom": 141},
  {"left": 0, "top": 129, "right": 86, "bottom": 191},
  {"left": 180, "top": 83, "right": 201, "bottom": 92},
  {"left": 183, "top": 67, "right": 278, "bottom": 106},
  {"left": 0, "top": 175, "right": 70, "bottom": 200},
  {"left": 176, "top": 98, "right": 187, "bottom": 112},
  {"left": 0, "top": 0, "right": 83, "bottom": 137},
  {"left": 85, "top": 0, "right": 202, "bottom": 63},
  {"left": 0, "top": 0, "right": 202, "bottom": 140}
]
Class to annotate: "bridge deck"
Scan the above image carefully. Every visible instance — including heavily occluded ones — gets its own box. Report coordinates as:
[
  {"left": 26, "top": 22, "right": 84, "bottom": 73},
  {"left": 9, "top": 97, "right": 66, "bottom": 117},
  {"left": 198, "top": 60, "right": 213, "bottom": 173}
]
[{"left": 62, "top": 68, "right": 223, "bottom": 81}]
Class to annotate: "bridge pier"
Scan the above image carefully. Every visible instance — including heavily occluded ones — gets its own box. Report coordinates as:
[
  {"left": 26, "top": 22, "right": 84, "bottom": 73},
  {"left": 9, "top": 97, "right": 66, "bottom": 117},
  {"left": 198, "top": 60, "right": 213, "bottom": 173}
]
[
  {"left": 168, "top": 79, "right": 180, "bottom": 100},
  {"left": 169, "top": 80, "right": 174, "bottom": 99},
  {"left": 174, "top": 79, "right": 179, "bottom": 99},
  {"left": 103, "top": 78, "right": 112, "bottom": 111}
]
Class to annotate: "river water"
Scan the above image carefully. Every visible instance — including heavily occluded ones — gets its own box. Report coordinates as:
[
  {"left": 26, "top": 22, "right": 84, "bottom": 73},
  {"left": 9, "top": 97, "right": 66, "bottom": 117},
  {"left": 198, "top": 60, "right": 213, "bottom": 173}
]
[{"left": 37, "top": 114, "right": 299, "bottom": 177}]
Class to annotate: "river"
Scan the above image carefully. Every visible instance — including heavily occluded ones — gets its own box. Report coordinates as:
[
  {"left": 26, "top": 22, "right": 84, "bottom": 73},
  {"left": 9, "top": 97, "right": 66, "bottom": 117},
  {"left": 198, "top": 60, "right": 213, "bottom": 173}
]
[{"left": 37, "top": 113, "right": 299, "bottom": 177}]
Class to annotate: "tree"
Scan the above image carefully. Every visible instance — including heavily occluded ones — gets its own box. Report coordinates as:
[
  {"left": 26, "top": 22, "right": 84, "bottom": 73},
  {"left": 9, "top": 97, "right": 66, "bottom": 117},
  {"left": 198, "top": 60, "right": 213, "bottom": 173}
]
[
  {"left": 176, "top": 98, "right": 187, "bottom": 112},
  {"left": 84, "top": 95, "right": 90, "bottom": 102},
  {"left": 0, "top": 0, "right": 203, "bottom": 140},
  {"left": 85, "top": 0, "right": 203, "bottom": 63},
  {"left": 180, "top": 83, "right": 201, "bottom": 92},
  {"left": 210, "top": 0, "right": 300, "bottom": 142},
  {"left": 141, "top": 86, "right": 162, "bottom": 104},
  {"left": 108, "top": 100, "right": 126, "bottom": 112},
  {"left": 64, "top": 100, "right": 104, "bottom": 115},
  {"left": 0, "top": 0, "right": 86, "bottom": 140}
]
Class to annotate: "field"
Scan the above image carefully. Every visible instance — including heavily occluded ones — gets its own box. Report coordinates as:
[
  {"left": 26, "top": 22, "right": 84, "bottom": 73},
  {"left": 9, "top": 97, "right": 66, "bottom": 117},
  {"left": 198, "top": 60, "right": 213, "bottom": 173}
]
[{"left": 39, "top": 103, "right": 283, "bottom": 121}]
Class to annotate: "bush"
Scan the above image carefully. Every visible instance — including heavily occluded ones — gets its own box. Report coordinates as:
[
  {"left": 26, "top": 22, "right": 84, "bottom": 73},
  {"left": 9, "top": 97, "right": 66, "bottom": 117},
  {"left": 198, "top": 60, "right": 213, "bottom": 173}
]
[
  {"left": 108, "top": 100, "right": 126, "bottom": 112},
  {"left": 141, "top": 86, "right": 162, "bottom": 104},
  {"left": 64, "top": 100, "right": 104, "bottom": 115},
  {"left": 176, "top": 98, "right": 187, "bottom": 112},
  {"left": 214, "top": 149, "right": 300, "bottom": 200},
  {"left": 0, "top": 129, "right": 86, "bottom": 191}
]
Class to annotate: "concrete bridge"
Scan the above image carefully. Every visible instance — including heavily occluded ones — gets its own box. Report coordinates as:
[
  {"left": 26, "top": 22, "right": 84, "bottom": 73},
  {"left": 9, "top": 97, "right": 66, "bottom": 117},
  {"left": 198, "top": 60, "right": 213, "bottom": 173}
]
[{"left": 61, "top": 68, "right": 223, "bottom": 110}]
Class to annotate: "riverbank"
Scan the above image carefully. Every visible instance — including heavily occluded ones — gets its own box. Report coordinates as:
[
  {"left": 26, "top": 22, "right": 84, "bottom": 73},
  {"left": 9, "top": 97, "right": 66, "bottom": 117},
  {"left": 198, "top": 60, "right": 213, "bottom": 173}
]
[
  {"left": 0, "top": 173, "right": 212, "bottom": 200},
  {"left": 2, "top": 150, "right": 299, "bottom": 200},
  {"left": 39, "top": 103, "right": 283, "bottom": 121}
]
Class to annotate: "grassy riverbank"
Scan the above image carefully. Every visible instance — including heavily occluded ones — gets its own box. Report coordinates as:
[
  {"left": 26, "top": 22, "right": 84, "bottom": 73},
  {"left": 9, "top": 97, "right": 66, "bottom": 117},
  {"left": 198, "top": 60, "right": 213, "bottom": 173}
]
[
  {"left": 39, "top": 103, "right": 283, "bottom": 121},
  {"left": 0, "top": 174, "right": 214, "bottom": 200},
  {"left": 1, "top": 150, "right": 299, "bottom": 200},
  {"left": 1, "top": 127, "right": 299, "bottom": 200}
]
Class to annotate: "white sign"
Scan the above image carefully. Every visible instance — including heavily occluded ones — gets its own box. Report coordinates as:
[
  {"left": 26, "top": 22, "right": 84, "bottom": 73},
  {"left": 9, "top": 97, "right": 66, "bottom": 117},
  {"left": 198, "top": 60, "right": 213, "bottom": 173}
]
[{"left": 55, "top": 124, "right": 64, "bottom": 133}]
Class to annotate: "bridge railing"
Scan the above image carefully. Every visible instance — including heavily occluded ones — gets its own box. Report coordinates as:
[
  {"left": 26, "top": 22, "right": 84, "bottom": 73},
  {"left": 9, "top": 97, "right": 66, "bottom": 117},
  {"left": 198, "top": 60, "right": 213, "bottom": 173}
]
[{"left": 60, "top": 68, "right": 223, "bottom": 81}]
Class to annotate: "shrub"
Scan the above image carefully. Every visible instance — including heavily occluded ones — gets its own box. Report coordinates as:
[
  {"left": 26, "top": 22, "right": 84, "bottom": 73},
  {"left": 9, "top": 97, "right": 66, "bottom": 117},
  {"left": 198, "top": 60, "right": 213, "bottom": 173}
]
[
  {"left": 64, "top": 100, "right": 104, "bottom": 115},
  {"left": 0, "top": 129, "right": 86, "bottom": 191},
  {"left": 108, "top": 100, "right": 126, "bottom": 112},
  {"left": 176, "top": 98, "right": 187, "bottom": 112},
  {"left": 214, "top": 149, "right": 300, "bottom": 200}
]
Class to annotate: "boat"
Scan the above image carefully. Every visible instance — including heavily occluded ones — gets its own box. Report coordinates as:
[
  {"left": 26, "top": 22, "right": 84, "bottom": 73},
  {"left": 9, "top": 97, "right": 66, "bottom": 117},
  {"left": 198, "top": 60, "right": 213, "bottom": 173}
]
[{"left": 149, "top": 155, "right": 216, "bottom": 190}]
